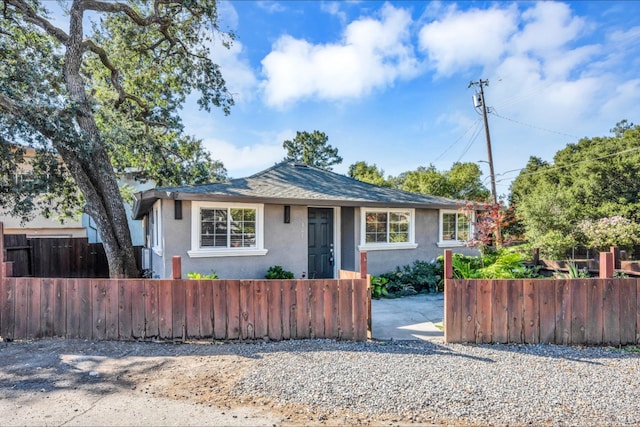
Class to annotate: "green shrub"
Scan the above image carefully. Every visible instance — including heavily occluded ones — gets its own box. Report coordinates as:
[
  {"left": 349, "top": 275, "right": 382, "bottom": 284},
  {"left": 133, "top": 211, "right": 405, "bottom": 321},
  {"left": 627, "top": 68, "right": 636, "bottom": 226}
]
[
  {"left": 371, "top": 276, "right": 389, "bottom": 299},
  {"left": 448, "top": 250, "right": 541, "bottom": 279},
  {"left": 532, "top": 230, "right": 577, "bottom": 260},
  {"left": 187, "top": 270, "right": 219, "bottom": 279},
  {"left": 265, "top": 265, "right": 294, "bottom": 279},
  {"left": 380, "top": 260, "right": 443, "bottom": 295}
]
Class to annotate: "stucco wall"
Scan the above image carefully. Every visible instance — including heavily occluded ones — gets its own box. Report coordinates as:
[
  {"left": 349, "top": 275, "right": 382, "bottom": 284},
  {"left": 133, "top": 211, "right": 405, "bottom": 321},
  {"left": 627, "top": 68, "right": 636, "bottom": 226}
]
[
  {"left": 353, "top": 208, "right": 478, "bottom": 276},
  {"left": 155, "top": 201, "right": 308, "bottom": 279}
]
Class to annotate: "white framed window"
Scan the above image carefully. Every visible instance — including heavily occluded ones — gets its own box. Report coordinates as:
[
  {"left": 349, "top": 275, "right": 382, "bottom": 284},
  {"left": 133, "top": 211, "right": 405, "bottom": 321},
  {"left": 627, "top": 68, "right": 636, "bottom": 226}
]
[
  {"left": 438, "top": 210, "right": 472, "bottom": 247},
  {"left": 151, "top": 200, "right": 163, "bottom": 256},
  {"left": 358, "top": 208, "right": 417, "bottom": 251},
  {"left": 188, "top": 201, "right": 268, "bottom": 258}
]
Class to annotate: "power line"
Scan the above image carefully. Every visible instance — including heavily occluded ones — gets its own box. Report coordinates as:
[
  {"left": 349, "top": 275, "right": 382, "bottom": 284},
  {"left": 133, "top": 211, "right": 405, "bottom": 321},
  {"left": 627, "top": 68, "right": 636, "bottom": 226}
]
[
  {"left": 489, "top": 110, "right": 581, "bottom": 139},
  {"left": 494, "top": 146, "right": 640, "bottom": 184},
  {"left": 433, "top": 118, "right": 482, "bottom": 162}
]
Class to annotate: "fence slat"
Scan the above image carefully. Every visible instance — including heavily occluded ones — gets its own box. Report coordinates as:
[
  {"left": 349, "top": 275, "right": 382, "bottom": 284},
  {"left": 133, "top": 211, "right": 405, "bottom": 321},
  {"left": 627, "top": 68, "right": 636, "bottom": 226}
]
[
  {"left": 353, "top": 279, "right": 369, "bottom": 341},
  {"left": 158, "top": 280, "right": 173, "bottom": 339},
  {"left": 507, "top": 280, "right": 524, "bottom": 344},
  {"left": 92, "top": 280, "right": 107, "bottom": 340},
  {"left": 310, "top": 280, "right": 325, "bottom": 338},
  {"left": 338, "top": 279, "right": 353, "bottom": 340},
  {"left": 172, "top": 280, "right": 186, "bottom": 340},
  {"left": 637, "top": 279, "right": 640, "bottom": 344},
  {"left": 586, "top": 279, "right": 604, "bottom": 345},
  {"left": 619, "top": 279, "right": 636, "bottom": 345},
  {"left": 1, "top": 278, "right": 15, "bottom": 339},
  {"left": 538, "top": 280, "right": 555, "bottom": 344},
  {"left": 602, "top": 279, "right": 620, "bottom": 346},
  {"left": 324, "top": 280, "right": 339, "bottom": 339},
  {"left": 461, "top": 280, "right": 476, "bottom": 343},
  {"left": 40, "top": 278, "right": 54, "bottom": 338},
  {"left": 281, "top": 280, "right": 296, "bottom": 340},
  {"left": 14, "top": 278, "right": 28, "bottom": 339},
  {"left": 522, "top": 280, "right": 539, "bottom": 344},
  {"left": 199, "top": 280, "right": 214, "bottom": 339},
  {"left": 570, "top": 280, "right": 587, "bottom": 345},
  {"left": 444, "top": 278, "right": 461, "bottom": 343},
  {"left": 267, "top": 280, "right": 283, "bottom": 341},
  {"left": 254, "top": 280, "right": 268, "bottom": 339},
  {"left": 144, "top": 281, "right": 159, "bottom": 339},
  {"left": 226, "top": 280, "right": 240, "bottom": 339},
  {"left": 27, "top": 278, "right": 41, "bottom": 339},
  {"left": 185, "top": 279, "right": 200, "bottom": 339},
  {"left": 213, "top": 280, "right": 228, "bottom": 339},
  {"left": 555, "top": 279, "right": 572, "bottom": 345},
  {"left": 476, "top": 280, "right": 493, "bottom": 344},
  {"left": 53, "top": 279, "right": 66, "bottom": 338},
  {"left": 239, "top": 280, "right": 255, "bottom": 340},
  {"left": 491, "top": 281, "right": 508, "bottom": 344},
  {"left": 295, "top": 280, "right": 311, "bottom": 339}
]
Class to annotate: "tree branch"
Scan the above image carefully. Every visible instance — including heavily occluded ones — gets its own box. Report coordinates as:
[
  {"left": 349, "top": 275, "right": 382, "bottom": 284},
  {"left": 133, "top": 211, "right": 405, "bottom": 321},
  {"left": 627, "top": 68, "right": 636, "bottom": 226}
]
[{"left": 4, "top": 0, "right": 69, "bottom": 43}]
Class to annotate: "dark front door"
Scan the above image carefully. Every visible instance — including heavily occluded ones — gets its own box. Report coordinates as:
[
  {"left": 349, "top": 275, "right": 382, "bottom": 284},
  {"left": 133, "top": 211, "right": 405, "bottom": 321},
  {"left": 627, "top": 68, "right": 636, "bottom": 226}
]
[{"left": 308, "top": 208, "right": 334, "bottom": 279}]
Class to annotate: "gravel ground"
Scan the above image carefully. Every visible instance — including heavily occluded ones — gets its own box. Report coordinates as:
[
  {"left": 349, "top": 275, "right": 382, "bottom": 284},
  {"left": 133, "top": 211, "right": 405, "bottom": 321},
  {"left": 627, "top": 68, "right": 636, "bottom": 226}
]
[{"left": 1, "top": 338, "right": 639, "bottom": 426}]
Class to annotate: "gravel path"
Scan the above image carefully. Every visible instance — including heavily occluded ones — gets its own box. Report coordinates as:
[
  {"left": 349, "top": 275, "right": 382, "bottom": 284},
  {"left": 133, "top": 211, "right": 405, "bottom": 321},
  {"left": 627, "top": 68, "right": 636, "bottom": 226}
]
[{"left": 1, "top": 338, "right": 639, "bottom": 426}]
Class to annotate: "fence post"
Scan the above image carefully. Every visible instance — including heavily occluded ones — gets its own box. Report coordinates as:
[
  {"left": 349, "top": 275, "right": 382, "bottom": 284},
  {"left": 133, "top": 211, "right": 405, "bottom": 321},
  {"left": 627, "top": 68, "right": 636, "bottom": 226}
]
[
  {"left": 444, "top": 249, "right": 453, "bottom": 283},
  {"left": 172, "top": 256, "right": 182, "bottom": 280},
  {"left": 360, "top": 251, "right": 367, "bottom": 279},
  {"left": 532, "top": 248, "right": 539, "bottom": 266},
  {"left": 599, "top": 252, "right": 614, "bottom": 279},
  {"left": 610, "top": 246, "right": 621, "bottom": 269}
]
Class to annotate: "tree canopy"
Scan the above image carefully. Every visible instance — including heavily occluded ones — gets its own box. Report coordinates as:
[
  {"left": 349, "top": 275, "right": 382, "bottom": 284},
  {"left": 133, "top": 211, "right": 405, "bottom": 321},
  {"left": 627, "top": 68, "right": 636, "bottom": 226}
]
[
  {"left": 396, "top": 162, "right": 490, "bottom": 200},
  {"left": 347, "top": 161, "right": 391, "bottom": 187},
  {"left": 283, "top": 130, "right": 342, "bottom": 171},
  {"left": 0, "top": 0, "right": 233, "bottom": 277},
  {"left": 510, "top": 120, "right": 640, "bottom": 254}
]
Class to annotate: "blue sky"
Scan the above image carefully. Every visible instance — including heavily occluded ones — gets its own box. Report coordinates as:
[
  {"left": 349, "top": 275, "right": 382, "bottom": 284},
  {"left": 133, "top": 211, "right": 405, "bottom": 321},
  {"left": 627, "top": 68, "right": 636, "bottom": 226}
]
[
  {"left": 51, "top": 1, "right": 640, "bottom": 197},
  {"left": 184, "top": 0, "right": 640, "bottom": 197}
]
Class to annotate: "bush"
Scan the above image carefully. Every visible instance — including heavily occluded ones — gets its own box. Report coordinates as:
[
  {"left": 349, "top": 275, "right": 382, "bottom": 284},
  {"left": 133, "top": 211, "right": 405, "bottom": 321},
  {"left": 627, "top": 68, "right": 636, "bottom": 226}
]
[
  {"left": 380, "top": 260, "right": 443, "bottom": 295},
  {"left": 531, "top": 230, "right": 577, "bottom": 260},
  {"left": 447, "top": 249, "right": 541, "bottom": 279},
  {"left": 577, "top": 216, "right": 640, "bottom": 255},
  {"left": 187, "top": 270, "right": 219, "bottom": 279},
  {"left": 265, "top": 265, "right": 294, "bottom": 279}
]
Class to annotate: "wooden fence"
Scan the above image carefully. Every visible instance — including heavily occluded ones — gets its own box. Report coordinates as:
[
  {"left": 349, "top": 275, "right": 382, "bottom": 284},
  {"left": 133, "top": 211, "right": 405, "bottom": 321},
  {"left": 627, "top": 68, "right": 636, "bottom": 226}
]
[
  {"left": 443, "top": 250, "right": 640, "bottom": 345},
  {"left": 0, "top": 277, "right": 370, "bottom": 342}
]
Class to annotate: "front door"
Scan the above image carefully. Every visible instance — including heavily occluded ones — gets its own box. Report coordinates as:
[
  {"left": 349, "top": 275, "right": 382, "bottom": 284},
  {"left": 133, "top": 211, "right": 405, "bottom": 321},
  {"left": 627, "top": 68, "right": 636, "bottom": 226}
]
[{"left": 308, "top": 208, "right": 334, "bottom": 279}]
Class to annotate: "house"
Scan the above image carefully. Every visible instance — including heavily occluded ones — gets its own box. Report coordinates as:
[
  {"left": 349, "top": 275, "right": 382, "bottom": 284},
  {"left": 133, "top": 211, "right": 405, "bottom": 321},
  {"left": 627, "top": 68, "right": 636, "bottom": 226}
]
[
  {"left": 0, "top": 145, "right": 152, "bottom": 244},
  {"left": 132, "top": 161, "right": 477, "bottom": 279}
]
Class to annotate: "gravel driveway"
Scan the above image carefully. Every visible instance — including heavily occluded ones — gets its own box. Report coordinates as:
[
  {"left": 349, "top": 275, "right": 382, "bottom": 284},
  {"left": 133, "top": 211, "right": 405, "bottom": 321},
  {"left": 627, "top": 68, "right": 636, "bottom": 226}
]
[{"left": 1, "top": 337, "right": 639, "bottom": 426}]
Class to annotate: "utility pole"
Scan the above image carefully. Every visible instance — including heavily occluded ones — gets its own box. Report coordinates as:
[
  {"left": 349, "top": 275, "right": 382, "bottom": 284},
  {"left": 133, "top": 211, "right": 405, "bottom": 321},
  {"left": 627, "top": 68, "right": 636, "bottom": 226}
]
[
  {"left": 468, "top": 79, "right": 497, "bottom": 205},
  {"left": 469, "top": 79, "right": 502, "bottom": 247}
]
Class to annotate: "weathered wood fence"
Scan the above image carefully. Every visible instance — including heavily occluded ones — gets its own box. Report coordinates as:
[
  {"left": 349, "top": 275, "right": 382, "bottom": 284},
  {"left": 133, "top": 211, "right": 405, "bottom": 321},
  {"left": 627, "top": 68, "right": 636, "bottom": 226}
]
[
  {"left": 444, "top": 249, "right": 640, "bottom": 345},
  {"left": 0, "top": 277, "right": 370, "bottom": 342}
]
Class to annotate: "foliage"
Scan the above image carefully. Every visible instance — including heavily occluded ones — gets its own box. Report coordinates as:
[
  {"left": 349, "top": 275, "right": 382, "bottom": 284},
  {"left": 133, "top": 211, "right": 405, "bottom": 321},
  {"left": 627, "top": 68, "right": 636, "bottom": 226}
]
[
  {"left": 510, "top": 121, "right": 640, "bottom": 249},
  {"left": 265, "top": 265, "right": 294, "bottom": 280},
  {"left": 396, "top": 162, "right": 490, "bottom": 200},
  {"left": 187, "top": 270, "right": 219, "bottom": 280},
  {"left": 347, "top": 161, "right": 391, "bottom": 187},
  {"left": 448, "top": 249, "right": 541, "bottom": 279},
  {"left": 531, "top": 230, "right": 578, "bottom": 260},
  {"left": 380, "top": 260, "right": 444, "bottom": 295},
  {"left": 461, "top": 200, "right": 514, "bottom": 253},
  {"left": 555, "top": 262, "right": 589, "bottom": 279},
  {"left": 0, "top": 1, "right": 233, "bottom": 277},
  {"left": 577, "top": 216, "right": 640, "bottom": 254},
  {"left": 283, "top": 130, "right": 342, "bottom": 171},
  {"left": 371, "top": 276, "right": 389, "bottom": 299}
]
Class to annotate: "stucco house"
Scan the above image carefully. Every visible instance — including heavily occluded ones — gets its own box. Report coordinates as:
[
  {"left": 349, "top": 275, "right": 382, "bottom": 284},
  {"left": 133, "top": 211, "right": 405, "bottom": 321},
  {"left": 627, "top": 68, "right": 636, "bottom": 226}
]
[{"left": 132, "top": 161, "right": 476, "bottom": 279}]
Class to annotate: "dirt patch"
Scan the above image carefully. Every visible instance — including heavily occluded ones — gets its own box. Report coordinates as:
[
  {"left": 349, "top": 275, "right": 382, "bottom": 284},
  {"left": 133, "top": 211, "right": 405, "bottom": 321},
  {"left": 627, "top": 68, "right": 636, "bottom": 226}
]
[{"left": 0, "top": 339, "right": 393, "bottom": 426}]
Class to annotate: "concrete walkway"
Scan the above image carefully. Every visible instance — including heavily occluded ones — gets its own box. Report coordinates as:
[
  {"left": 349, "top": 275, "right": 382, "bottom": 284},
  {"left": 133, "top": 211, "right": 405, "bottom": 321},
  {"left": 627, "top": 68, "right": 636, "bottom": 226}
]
[{"left": 371, "top": 293, "right": 444, "bottom": 342}]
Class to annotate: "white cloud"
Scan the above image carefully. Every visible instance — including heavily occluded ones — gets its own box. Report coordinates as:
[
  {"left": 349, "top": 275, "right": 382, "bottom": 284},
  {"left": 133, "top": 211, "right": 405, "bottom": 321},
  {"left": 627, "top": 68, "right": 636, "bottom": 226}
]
[
  {"left": 203, "top": 137, "right": 284, "bottom": 177},
  {"left": 261, "top": 4, "right": 418, "bottom": 108},
  {"left": 418, "top": 5, "right": 518, "bottom": 76},
  {"left": 211, "top": 39, "right": 259, "bottom": 104}
]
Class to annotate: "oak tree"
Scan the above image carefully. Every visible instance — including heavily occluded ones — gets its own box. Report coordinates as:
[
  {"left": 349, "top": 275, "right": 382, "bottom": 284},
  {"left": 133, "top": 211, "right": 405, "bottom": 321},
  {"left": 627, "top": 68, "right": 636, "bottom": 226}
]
[{"left": 0, "top": 0, "right": 233, "bottom": 277}]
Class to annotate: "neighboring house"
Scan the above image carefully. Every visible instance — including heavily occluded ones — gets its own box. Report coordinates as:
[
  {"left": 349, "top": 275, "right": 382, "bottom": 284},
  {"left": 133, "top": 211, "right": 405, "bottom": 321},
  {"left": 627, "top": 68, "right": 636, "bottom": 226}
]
[
  {"left": 133, "top": 161, "right": 477, "bottom": 279},
  {"left": 1, "top": 146, "right": 151, "bottom": 244}
]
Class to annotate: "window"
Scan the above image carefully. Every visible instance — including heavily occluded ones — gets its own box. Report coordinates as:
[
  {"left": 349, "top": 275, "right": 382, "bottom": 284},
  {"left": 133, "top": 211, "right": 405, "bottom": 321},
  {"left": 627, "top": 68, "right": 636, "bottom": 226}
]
[
  {"left": 151, "top": 201, "right": 162, "bottom": 255},
  {"left": 439, "top": 210, "right": 472, "bottom": 247},
  {"left": 359, "top": 208, "right": 417, "bottom": 251},
  {"left": 189, "top": 202, "right": 267, "bottom": 258}
]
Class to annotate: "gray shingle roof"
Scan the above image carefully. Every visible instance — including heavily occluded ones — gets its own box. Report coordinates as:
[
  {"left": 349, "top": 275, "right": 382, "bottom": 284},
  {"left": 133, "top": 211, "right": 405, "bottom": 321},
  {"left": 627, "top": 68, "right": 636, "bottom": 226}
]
[{"left": 133, "top": 161, "right": 463, "bottom": 218}]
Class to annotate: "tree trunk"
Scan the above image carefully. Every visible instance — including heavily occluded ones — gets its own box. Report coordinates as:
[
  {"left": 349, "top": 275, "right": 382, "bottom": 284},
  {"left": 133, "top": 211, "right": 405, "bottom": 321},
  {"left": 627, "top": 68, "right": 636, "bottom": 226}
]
[{"left": 55, "top": 1, "right": 138, "bottom": 278}]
